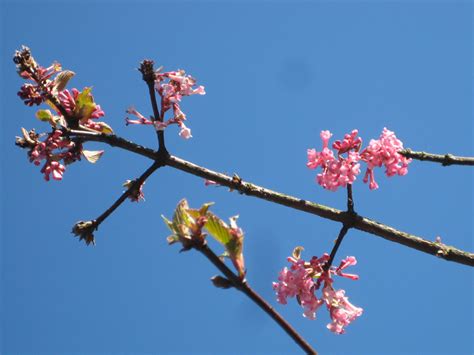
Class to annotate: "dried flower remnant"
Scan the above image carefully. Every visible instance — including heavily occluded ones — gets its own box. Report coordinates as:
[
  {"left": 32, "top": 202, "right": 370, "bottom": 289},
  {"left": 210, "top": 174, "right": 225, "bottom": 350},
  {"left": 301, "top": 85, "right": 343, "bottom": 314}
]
[
  {"left": 72, "top": 220, "right": 96, "bottom": 246},
  {"left": 273, "top": 248, "right": 362, "bottom": 334},
  {"left": 123, "top": 179, "right": 146, "bottom": 202}
]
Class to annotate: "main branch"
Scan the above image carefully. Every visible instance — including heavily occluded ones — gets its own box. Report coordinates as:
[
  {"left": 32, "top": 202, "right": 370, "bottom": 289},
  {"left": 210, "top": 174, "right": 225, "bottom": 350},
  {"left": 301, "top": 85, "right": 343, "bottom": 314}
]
[
  {"left": 400, "top": 149, "right": 474, "bottom": 166},
  {"left": 68, "top": 130, "right": 474, "bottom": 267}
]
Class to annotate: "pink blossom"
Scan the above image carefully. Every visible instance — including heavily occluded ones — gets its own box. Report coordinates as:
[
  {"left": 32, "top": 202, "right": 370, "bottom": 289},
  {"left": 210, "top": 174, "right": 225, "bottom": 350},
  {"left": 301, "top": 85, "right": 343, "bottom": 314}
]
[
  {"left": 308, "top": 128, "right": 410, "bottom": 191},
  {"left": 273, "top": 251, "right": 362, "bottom": 333},
  {"left": 204, "top": 179, "right": 219, "bottom": 186},
  {"left": 307, "top": 130, "right": 361, "bottom": 191},
  {"left": 273, "top": 258, "right": 323, "bottom": 319},
  {"left": 26, "top": 129, "right": 80, "bottom": 181},
  {"left": 154, "top": 69, "right": 205, "bottom": 138},
  {"left": 332, "top": 129, "right": 362, "bottom": 154},
  {"left": 17, "top": 83, "right": 44, "bottom": 106},
  {"left": 178, "top": 122, "right": 192, "bottom": 139},
  {"left": 360, "top": 128, "right": 411, "bottom": 190},
  {"left": 125, "top": 107, "right": 154, "bottom": 126},
  {"left": 58, "top": 88, "right": 105, "bottom": 120},
  {"left": 57, "top": 88, "right": 108, "bottom": 133},
  {"left": 323, "top": 283, "right": 363, "bottom": 334},
  {"left": 15, "top": 58, "right": 61, "bottom": 107}
]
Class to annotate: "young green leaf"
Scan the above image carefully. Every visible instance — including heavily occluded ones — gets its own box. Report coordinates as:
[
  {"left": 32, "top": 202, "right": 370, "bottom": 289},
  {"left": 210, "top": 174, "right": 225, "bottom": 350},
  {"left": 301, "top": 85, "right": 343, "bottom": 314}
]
[
  {"left": 204, "top": 212, "right": 232, "bottom": 245},
  {"left": 35, "top": 109, "right": 53, "bottom": 123},
  {"left": 74, "top": 87, "right": 96, "bottom": 122}
]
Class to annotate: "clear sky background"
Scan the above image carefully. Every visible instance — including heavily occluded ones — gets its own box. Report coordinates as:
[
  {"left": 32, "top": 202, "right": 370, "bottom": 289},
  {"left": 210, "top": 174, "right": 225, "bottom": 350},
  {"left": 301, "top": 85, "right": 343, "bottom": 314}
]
[{"left": 1, "top": 1, "right": 473, "bottom": 354}]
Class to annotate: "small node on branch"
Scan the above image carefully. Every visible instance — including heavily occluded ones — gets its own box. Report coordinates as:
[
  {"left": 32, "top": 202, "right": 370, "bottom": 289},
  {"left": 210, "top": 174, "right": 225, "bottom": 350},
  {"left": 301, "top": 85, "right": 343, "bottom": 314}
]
[
  {"left": 72, "top": 220, "right": 97, "bottom": 246},
  {"left": 123, "top": 179, "right": 145, "bottom": 202},
  {"left": 211, "top": 275, "right": 234, "bottom": 289}
]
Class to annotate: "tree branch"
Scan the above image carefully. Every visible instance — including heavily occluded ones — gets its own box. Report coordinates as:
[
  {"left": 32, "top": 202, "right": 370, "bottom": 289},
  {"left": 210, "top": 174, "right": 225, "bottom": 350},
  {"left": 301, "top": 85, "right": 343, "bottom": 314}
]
[
  {"left": 325, "top": 225, "right": 350, "bottom": 271},
  {"left": 400, "top": 149, "right": 474, "bottom": 166},
  {"left": 67, "top": 130, "right": 474, "bottom": 266},
  {"left": 94, "top": 160, "right": 163, "bottom": 227},
  {"left": 195, "top": 243, "right": 317, "bottom": 354}
]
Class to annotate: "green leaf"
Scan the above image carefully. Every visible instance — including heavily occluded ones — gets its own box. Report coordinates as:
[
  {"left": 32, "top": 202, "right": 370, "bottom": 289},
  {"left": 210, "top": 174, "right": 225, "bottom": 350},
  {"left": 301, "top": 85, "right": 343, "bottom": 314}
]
[
  {"left": 82, "top": 150, "right": 104, "bottom": 164},
  {"left": 173, "top": 199, "right": 194, "bottom": 230},
  {"left": 74, "top": 87, "right": 96, "bottom": 123},
  {"left": 35, "top": 109, "right": 53, "bottom": 123},
  {"left": 188, "top": 202, "right": 214, "bottom": 220},
  {"left": 198, "top": 202, "right": 214, "bottom": 216},
  {"left": 204, "top": 212, "right": 232, "bottom": 245}
]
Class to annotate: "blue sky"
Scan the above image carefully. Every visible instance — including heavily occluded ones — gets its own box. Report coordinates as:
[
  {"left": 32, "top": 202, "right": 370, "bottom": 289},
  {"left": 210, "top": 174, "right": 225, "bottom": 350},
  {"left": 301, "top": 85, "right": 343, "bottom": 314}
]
[{"left": 1, "top": 1, "right": 473, "bottom": 354}]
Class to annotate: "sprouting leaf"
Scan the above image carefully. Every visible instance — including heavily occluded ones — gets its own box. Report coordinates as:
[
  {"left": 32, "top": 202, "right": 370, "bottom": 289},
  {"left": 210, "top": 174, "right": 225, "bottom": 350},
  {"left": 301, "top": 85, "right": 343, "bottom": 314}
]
[
  {"left": 198, "top": 202, "right": 214, "bottom": 216},
  {"left": 35, "top": 109, "right": 53, "bottom": 123},
  {"left": 204, "top": 212, "right": 232, "bottom": 245},
  {"left": 172, "top": 199, "right": 196, "bottom": 234},
  {"left": 161, "top": 215, "right": 176, "bottom": 233},
  {"left": 74, "top": 87, "right": 96, "bottom": 123},
  {"left": 54, "top": 70, "right": 75, "bottom": 92},
  {"left": 82, "top": 150, "right": 104, "bottom": 163},
  {"left": 188, "top": 202, "right": 214, "bottom": 220}
]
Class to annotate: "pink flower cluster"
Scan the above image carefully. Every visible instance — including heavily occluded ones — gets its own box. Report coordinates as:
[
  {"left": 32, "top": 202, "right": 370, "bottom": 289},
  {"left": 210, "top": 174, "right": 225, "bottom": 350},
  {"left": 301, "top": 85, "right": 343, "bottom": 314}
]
[
  {"left": 307, "top": 128, "right": 411, "bottom": 191},
  {"left": 126, "top": 69, "right": 205, "bottom": 139},
  {"left": 17, "top": 62, "right": 61, "bottom": 106},
  {"left": 360, "top": 128, "right": 411, "bottom": 190},
  {"left": 28, "top": 130, "right": 81, "bottom": 181},
  {"left": 58, "top": 88, "right": 107, "bottom": 131},
  {"left": 307, "top": 130, "right": 362, "bottom": 191},
  {"left": 14, "top": 47, "right": 111, "bottom": 182},
  {"left": 273, "top": 252, "right": 362, "bottom": 334}
]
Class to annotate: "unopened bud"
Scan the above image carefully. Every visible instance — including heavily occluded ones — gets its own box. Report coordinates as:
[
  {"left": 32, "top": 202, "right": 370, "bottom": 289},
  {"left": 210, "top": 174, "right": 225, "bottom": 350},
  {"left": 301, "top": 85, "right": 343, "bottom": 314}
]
[{"left": 211, "top": 275, "right": 233, "bottom": 289}]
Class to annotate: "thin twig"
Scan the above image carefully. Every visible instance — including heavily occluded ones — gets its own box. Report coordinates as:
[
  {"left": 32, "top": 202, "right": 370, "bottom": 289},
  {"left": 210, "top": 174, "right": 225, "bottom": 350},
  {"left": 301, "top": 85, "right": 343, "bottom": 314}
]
[
  {"left": 94, "top": 160, "right": 163, "bottom": 226},
  {"left": 400, "top": 149, "right": 474, "bottom": 166},
  {"left": 325, "top": 225, "right": 350, "bottom": 271},
  {"left": 195, "top": 243, "right": 317, "bottom": 355},
  {"left": 347, "top": 184, "right": 354, "bottom": 213},
  {"left": 139, "top": 60, "right": 167, "bottom": 153},
  {"left": 325, "top": 185, "right": 354, "bottom": 270},
  {"left": 67, "top": 130, "right": 474, "bottom": 267}
]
